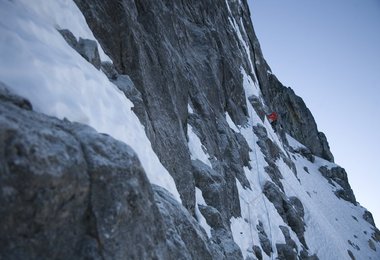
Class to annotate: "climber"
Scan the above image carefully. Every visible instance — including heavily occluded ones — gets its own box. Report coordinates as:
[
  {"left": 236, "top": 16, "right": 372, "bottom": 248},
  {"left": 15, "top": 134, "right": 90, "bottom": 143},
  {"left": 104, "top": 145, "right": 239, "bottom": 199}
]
[{"left": 267, "top": 112, "right": 278, "bottom": 129}]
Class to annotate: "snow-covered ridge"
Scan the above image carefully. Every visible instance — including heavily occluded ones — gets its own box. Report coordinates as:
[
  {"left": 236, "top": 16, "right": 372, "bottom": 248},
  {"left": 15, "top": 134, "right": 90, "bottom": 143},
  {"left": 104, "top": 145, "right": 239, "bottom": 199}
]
[{"left": 0, "top": 0, "right": 180, "bottom": 201}]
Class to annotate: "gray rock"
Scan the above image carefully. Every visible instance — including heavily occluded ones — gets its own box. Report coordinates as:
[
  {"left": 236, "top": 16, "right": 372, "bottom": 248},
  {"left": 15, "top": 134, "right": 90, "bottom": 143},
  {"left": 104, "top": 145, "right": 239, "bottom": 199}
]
[
  {"left": 252, "top": 48, "right": 334, "bottom": 162},
  {"left": 248, "top": 95, "right": 267, "bottom": 122},
  {"left": 192, "top": 159, "right": 240, "bottom": 221},
  {"left": 363, "top": 210, "right": 376, "bottom": 227},
  {"left": 66, "top": 123, "right": 170, "bottom": 260},
  {"left": 256, "top": 221, "right": 273, "bottom": 256},
  {"left": 252, "top": 123, "right": 301, "bottom": 189},
  {"left": 101, "top": 61, "right": 119, "bottom": 80},
  {"left": 58, "top": 29, "right": 101, "bottom": 69},
  {"left": 197, "top": 205, "right": 242, "bottom": 259},
  {"left": 2, "top": 86, "right": 248, "bottom": 259},
  {"left": 111, "top": 74, "right": 146, "bottom": 117},
  {"left": 289, "top": 196, "right": 305, "bottom": 218},
  {"left": 348, "top": 239, "right": 360, "bottom": 251},
  {"left": 74, "top": 0, "right": 253, "bottom": 218},
  {"left": 372, "top": 227, "right": 380, "bottom": 242},
  {"left": 264, "top": 162, "right": 284, "bottom": 191},
  {"left": 276, "top": 243, "right": 297, "bottom": 260},
  {"left": 368, "top": 239, "right": 376, "bottom": 251},
  {"left": 77, "top": 38, "right": 101, "bottom": 69},
  {"left": 319, "top": 166, "right": 356, "bottom": 205},
  {"left": 0, "top": 90, "right": 176, "bottom": 259},
  {"left": 300, "top": 249, "right": 319, "bottom": 260},
  {"left": 252, "top": 245, "right": 263, "bottom": 260},
  {"left": 291, "top": 145, "right": 315, "bottom": 162},
  {"left": 0, "top": 100, "right": 90, "bottom": 260},
  {"left": 211, "top": 228, "right": 243, "bottom": 259},
  {"left": 3, "top": 0, "right": 378, "bottom": 257},
  {"left": 235, "top": 132, "right": 252, "bottom": 169},
  {"left": 57, "top": 29, "right": 78, "bottom": 49},
  {"left": 347, "top": 249, "right": 355, "bottom": 260},
  {"left": 153, "top": 185, "right": 216, "bottom": 260},
  {"left": 263, "top": 181, "right": 307, "bottom": 248},
  {"left": 279, "top": 225, "right": 298, "bottom": 252},
  {"left": 199, "top": 205, "right": 225, "bottom": 229},
  {"left": 0, "top": 82, "right": 32, "bottom": 110}
]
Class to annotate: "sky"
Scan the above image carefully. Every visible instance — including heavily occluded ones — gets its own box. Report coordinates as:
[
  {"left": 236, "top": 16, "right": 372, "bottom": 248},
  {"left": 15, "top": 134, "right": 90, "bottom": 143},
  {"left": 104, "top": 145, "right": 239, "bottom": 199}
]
[{"left": 248, "top": 0, "right": 380, "bottom": 227}]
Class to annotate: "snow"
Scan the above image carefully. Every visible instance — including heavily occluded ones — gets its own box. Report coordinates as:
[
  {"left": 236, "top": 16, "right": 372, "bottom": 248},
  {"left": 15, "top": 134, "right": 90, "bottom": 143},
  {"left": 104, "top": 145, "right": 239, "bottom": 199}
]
[
  {"left": 232, "top": 60, "right": 379, "bottom": 259},
  {"left": 0, "top": 0, "right": 180, "bottom": 201},
  {"left": 13, "top": 0, "right": 111, "bottom": 62},
  {"left": 273, "top": 144, "right": 379, "bottom": 259},
  {"left": 226, "top": 112, "right": 240, "bottom": 132},
  {"left": 187, "top": 124, "right": 212, "bottom": 168},
  {"left": 241, "top": 67, "right": 260, "bottom": 100},
  {"left": 195, "top": 187, "right": 212, "bottom": 238},
  {"left": 188, "top": 103, "right": 194, "bottom": 114},
  {"left": 286, "top": 134, "right": 307, "bottom": 150},
  {"left": 230, "top": 72, "right": 288, "bottom": 258},
  {"left": 226, "top": 0, "right": 259, "bottom": 84}
]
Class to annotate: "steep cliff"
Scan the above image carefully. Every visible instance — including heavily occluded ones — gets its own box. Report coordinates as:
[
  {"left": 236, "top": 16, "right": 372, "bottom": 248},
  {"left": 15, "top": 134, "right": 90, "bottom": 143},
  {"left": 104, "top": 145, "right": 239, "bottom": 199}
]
[{"left": 0, "top": 0, "right": 379, "bottom": 259}]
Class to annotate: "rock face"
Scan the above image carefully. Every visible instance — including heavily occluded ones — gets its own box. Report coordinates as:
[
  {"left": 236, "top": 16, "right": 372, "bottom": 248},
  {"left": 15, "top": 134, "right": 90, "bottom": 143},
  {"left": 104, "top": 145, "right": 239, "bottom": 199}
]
[
  {"left": 263, "top": 181, "right": 307, "bottom": 248},
  {"left": 319, "top": 166, "right": 357, "bottom": 205},
  {"left": 248, "top": 28, "right": 334, "bottom": 162},
  {"left": 1, "top": 0, "right": 379, "bottom": 259},
  {"left": 73, "top": 0, "right": 334, "bottom": 221},
  {"left": 74, "top": 0, "right": 254, "bottom": 217},
  {"left": 0, "top": 87, "right": 218, "bottom": 259}
]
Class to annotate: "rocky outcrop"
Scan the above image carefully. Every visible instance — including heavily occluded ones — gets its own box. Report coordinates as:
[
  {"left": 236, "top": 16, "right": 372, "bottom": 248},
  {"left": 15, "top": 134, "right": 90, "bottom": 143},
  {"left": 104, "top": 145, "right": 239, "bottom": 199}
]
[
  {"left": 256, "top": 220, "right": 273, "bottom": 257},
  {"left": 153, "top": 185, "right": 216, "bottom": 259},
  {"left": 319, "top": 166, "right": 357, "bottom": 205},
  {"left": 0, "top": 86, "right": 227, "bottom": 259},
  {"left": 263, "top": 181, "right": 306, "bottom": 248},
  {"left": 247, "top": 27, "right": 334, "bottom": 162},
  {"left": 58, "top": 29, "right": 101, "bottom": 69},
  {"left": 0, "top": 82, "right": 32, "bottom": 110},
  {"left": 73, "top": 0, "right": 256, "bottom": 216}
]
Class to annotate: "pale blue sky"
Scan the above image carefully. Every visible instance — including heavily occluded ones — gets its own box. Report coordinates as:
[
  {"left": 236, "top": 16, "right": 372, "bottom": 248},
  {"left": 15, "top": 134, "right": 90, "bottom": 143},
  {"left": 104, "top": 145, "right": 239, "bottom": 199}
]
[{"left": 248, "top": 0, "right": 380, "bottom": 226}]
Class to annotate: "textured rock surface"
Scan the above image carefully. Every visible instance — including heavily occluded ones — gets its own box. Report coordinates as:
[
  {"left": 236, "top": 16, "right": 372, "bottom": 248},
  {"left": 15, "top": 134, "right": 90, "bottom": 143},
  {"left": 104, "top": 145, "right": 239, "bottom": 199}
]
[
  {"left": 153, "top": 185, "right": 215, "bottom": 259},
  {"left": 263, "top": 181, "right": 306, "bottom": 248},
  {"left": 1, "top": 0, "right": 380, "bottom": 259},
  {"left": 73, "top": 0, "right": 257, "bottom": 216},
  {"left": 0, "top": 82, "right": 32, "bottom": 110},
  {"left": 250, "top": 43, "right": 334, "bottom": 162},
  {"left": 0, "top": 93, "right": 90, "bottom": 260},
  {"left": 0, "top": 87, "right": 227, "bottom": 259},
  {"left": 319, "top": 166, "right": 357, "bottom": 205},
  {"left": 58, "top": 29, "right": 101, "bottom": 69},
  {"left": 256, "top": 220, "right": 273, "bottom": 257}
]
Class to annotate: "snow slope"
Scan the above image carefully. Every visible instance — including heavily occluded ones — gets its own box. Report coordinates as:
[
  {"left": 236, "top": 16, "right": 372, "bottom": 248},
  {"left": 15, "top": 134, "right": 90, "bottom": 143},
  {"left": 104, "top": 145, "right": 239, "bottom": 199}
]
[
  {"left": 0, "top": 0, "right": 180, "bottom": 201},
  {"left": 228, "top": 68, "right": 379, "bottom": 259},
  {"left": 225, "top": 9, "right": 380, "bottom": 259}
]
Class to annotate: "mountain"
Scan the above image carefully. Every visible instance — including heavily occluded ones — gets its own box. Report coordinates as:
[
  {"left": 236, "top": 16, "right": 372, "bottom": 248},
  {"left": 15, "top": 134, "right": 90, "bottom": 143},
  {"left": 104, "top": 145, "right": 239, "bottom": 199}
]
[{"left": 0, "top": 0, "right": 379, "bottom": 259}]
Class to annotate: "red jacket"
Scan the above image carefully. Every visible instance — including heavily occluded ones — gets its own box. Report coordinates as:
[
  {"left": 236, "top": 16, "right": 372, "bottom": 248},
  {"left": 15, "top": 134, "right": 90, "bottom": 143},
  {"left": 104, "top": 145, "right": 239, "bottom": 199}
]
[{"left": 267, "top": 112, "right": 278, "bottom": 123}]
